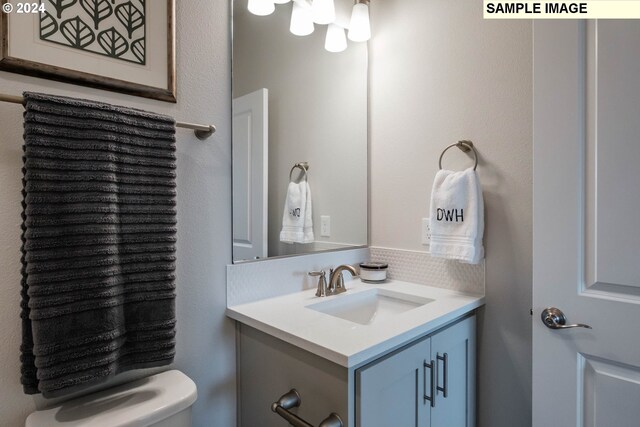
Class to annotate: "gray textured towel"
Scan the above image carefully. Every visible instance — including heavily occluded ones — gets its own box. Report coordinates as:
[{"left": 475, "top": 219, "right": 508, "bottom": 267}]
[{"left": 20, "top": 92, "right": 177, "bottom": 397}]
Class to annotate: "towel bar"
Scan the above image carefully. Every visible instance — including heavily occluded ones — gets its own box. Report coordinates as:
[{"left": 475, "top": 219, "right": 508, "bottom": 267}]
[
  {"left": 438, "top": 140, "right": 478, "bottom": 171},
  {"left": 0, "top": 93, "right": 216, "bottom": 140},
  {"left": 271, "top": 389, "right": 343, "bottom": 427}
]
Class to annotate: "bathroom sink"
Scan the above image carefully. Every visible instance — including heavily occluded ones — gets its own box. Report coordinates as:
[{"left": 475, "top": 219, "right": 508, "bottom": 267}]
[{"left": 306, "top": 288, "right": 434, "bottom": 325}]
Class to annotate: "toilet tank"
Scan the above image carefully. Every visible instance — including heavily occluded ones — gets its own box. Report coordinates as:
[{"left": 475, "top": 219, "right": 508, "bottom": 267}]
[{"left": 26, "top": 370, "right": 198, "bottom": 427}]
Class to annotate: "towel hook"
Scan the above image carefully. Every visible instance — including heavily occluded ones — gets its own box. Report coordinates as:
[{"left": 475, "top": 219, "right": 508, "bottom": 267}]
[
  {"left": 289, "top": 162, "right": 309, "bottom": 182},
  {"left": 438, "top": 140, "right": 478, "bottom": 171}
]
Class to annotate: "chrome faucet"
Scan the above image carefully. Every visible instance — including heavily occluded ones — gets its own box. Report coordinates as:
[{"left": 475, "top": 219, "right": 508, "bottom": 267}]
[
  {"left": 309, "top": 265, "right": 358, "bottom": 297},
  {"left": 328, "top": 265, "right": 358, "bottom": 295}
]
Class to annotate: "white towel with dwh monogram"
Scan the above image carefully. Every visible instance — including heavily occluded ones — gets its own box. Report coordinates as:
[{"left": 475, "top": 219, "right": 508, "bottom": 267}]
[{"left": 429, "top": 168, "right": 484, "bottom": 264}]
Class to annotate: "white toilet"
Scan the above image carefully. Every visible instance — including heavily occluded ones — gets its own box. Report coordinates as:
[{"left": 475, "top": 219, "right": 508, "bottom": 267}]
[{"left": 25, "top": 370, "right": 197, "bottom": 427}]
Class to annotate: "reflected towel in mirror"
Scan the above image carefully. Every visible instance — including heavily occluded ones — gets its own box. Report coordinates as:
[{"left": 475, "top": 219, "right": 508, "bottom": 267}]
[{"left": 280, "top": 181, "right": 314, "bottom": 244}]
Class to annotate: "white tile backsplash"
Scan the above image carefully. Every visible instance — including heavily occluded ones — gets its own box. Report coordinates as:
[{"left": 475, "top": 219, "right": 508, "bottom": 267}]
[
  {"left": 227, "top": 248, "right": 369, "bottom": 306},
  {"left": 227, "top": 246, "right": 484, "bottom": 307},
  {"left": 370, "top": 247, "right": 484, "bottom": 295}
]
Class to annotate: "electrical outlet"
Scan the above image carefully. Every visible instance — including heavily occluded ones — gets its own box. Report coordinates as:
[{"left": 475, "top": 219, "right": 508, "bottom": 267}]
[
  {"left": 321, "top": 215, "right": 331, "bottom": 237},
  {"left": 421, "top": 218, "right": 431, "bottom": 245}
]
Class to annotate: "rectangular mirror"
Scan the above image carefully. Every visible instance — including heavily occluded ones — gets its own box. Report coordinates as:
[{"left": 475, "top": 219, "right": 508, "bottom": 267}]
[{"left": 232, "top": 0, "right": 368, "bottom": 263}]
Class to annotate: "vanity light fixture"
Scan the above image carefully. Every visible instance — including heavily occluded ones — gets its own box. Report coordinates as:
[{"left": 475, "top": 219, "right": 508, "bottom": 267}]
[
  {"left": 248, "top": 0, "right": 276, "bottom": 16},
  {"left": 324, "top": 23, "right": 347, "bottom": 52},
  {"left": 290, "top": 0, "right": 315, "bottom": 36},
  {"left": 311, "top": 0, "right": 336, "bottom": 25},
  {"left": 348, "top": 0, "right": 371, "bottom": 42},
  {"left": 251, "top": 0, "right": 364, "bottom": 53}
]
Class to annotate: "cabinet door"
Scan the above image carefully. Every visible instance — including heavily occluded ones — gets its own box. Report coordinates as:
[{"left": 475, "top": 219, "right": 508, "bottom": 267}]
[
  {"left": 356, "top": 339, "right": 431, "bottom": 427},
  {"left": 430, "top": 316, "right": 476, "bottom": 427}
]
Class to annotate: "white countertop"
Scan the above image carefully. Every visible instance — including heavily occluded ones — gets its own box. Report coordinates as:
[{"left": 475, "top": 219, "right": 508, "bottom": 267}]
[{"left": 226, "top": 280, "right": 484, "bottom": 368}]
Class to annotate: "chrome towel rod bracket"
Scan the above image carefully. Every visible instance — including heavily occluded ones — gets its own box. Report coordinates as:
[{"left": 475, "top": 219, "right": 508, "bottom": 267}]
[
  {"left": 438, "top": 140, "right": 478, "bottom": 171},
  {"left": 178, "top": 121, "right": 216, "bottom": 140},
  {"left": 0, "top": 93, "right": 216, "bottom": 140}
]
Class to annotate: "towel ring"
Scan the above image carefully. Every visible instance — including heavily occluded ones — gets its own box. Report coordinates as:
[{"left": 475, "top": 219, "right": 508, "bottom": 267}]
[
  {"left": 289, "top": 162, "right": 309, "bottom": 182},
  {"left": 438, "top": 140, "right": 478, "bottom": 171}
]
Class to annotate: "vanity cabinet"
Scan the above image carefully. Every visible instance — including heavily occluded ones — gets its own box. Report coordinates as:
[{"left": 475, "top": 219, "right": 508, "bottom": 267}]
[
  {"left": 356, "top": 316, "right": 476, "bottom": 427},
  {"left": 236, "top": 314, "right": 476, "bottom": 427},
  {"left": 356, "top": 337, "right": 431, "bottom": 426}
]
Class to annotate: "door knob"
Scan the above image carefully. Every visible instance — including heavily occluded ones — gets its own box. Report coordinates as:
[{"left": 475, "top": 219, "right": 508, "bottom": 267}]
[{"left": 541, "top": 307, "right": 592, "bottom": 330}]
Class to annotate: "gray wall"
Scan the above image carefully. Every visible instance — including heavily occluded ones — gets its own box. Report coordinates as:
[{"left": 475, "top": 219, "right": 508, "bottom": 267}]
[
  {"left": 0, "top": 2, "right": 236, "bottom": 426},
  {"left": 369, "top": 0, "right": 533, "bottom": 425}
]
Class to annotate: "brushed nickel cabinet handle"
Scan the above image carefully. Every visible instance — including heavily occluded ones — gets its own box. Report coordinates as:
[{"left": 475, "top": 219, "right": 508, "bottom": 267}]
[
  {"left": 423, "top": 360, "right": 435, "bottom": 407},
  {"left": 437, "top": 352, "right": 448, "bottom": 398}
]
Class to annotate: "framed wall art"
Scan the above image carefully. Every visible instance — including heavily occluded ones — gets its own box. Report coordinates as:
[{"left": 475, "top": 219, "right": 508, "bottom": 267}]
[{"left": 0, "top": 0, "right": 176, "bottom": 102}]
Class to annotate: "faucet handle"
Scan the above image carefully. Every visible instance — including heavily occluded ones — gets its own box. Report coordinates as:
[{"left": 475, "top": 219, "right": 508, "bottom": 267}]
[{"left": 309, "top": 271, "right": 327, "bottom": 297}]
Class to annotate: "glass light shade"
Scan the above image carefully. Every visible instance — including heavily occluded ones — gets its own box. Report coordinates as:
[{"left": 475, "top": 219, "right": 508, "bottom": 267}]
[
  {"left": 248, "top": 0, "right": 275, "bottom": 16},
  {"left": 348, "top": 2, "right": 371, "bottom": 42},
  {"left": 311, "top": 0, "right": 335, "bottom": 25},
  {"left": 274, "top": 0, "right": 290, "bottom": 3},
  {"left": 290, "top": 1, "right": 314, "bottom": 36},
  {"left": 325, "top": 24, "right": 347, "bottom": 53}
]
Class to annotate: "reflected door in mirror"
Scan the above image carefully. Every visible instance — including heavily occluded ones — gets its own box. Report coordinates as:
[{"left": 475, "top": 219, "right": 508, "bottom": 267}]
[{"left": 233, "top": 89, "right": 269, "bottom": 261}]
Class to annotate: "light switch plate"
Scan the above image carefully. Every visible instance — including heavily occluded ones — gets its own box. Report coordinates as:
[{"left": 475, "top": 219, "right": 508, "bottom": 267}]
[
  {"left": 321, "top": 215, "right": 331, "bottom": 237},
  {"left": 421, "top": 218, "right": 431, "bottom": 246}
]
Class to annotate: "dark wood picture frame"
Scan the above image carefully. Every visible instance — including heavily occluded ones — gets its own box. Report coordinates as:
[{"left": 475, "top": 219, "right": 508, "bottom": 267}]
[{"left": 0, "top": 0, "right": 176, "bottom": 103}]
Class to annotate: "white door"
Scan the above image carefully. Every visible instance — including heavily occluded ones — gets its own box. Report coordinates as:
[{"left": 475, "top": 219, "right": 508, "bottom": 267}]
[
  {"left": 533, "top": 21, "right": 640, "bottom": 426},
  {"left": 232, "top": 89, "right": 268, "bottom": 262}
]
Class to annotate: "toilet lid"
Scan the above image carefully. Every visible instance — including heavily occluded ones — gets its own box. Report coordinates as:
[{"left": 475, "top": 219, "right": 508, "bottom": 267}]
[{"left": 25, "top": 370, "right": 197, "bottom": 427}]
